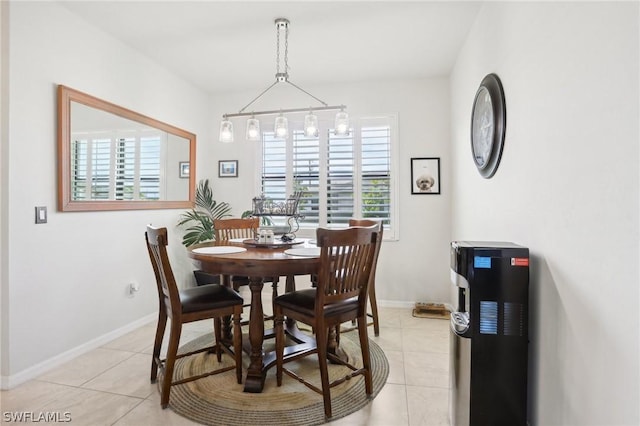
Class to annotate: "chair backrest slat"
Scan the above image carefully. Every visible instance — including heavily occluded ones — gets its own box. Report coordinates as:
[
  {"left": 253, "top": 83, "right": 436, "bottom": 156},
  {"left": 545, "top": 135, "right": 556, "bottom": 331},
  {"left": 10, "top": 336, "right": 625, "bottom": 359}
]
[{"left": 214, "top": 217, "right": 259, "bottom": 241}]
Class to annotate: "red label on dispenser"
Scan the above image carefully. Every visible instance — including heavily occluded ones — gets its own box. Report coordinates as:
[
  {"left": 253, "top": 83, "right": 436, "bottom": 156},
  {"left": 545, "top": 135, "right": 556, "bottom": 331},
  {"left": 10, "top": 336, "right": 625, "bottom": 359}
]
[{"left": 511, "top": 258, "right": 529, "bottom": 267}]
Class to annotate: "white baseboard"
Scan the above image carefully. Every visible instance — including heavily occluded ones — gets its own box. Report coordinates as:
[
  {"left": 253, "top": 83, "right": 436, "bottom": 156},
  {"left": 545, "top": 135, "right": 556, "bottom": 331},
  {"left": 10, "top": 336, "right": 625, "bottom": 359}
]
[
  {"left": 377, "top": 299, "right": 416, "bottom": 309},
  {"left": 0, "top": 313, "right": 156, "bottom": 390}
]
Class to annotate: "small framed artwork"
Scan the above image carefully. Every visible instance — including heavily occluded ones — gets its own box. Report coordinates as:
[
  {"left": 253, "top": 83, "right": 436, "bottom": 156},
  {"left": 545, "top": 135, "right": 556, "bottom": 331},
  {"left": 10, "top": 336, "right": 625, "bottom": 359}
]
[
  {"left": 411, "top": 157, "right": 441, "bottom": 194},
  {"left": 218, "top": 160, "right": 238, "bottom": 178},
  {"left": 179, "top": 161, "right": 190, "bottom": 179}
]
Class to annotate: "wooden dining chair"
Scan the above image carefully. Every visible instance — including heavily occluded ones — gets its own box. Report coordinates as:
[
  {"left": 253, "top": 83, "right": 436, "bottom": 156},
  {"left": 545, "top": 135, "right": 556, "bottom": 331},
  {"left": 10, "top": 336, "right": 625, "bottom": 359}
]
[
  {"left": 213, "top": 218, "right": 280, "bottom": 310},
  {"left": 214, "top": 217, "right": 259, "bottom": 242},
  {"left": 145, "top": 225, "right": 243, "bottom": 409},
  {"left": 345, "top": 219, "right": 383, "bottom": 336},
  {"left": 273, "top": 226, "right": 380, "bottom": 418},
  {"left": 309, "top": 219, "right": 383, "bottom": 336}
]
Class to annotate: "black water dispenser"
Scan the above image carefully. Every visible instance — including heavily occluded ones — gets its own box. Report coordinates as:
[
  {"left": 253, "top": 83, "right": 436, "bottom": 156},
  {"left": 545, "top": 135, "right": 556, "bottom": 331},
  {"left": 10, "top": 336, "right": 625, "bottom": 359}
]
[{"left": 449, "top": 241, "right": 529, "bottom": 426}]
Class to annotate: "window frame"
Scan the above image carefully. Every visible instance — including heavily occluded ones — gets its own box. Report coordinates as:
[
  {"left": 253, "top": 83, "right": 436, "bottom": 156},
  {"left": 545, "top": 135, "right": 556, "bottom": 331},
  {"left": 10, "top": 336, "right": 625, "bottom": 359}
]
[{"left": 255, "top": 114, "right": 399, "bottom": 240}]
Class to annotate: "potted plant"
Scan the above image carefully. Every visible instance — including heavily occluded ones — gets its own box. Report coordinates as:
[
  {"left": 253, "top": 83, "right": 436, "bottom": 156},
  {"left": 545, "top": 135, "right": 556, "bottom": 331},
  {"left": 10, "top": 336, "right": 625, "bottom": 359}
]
[{"left": 178, "top": 179, "right": 232, "bottom": 285}]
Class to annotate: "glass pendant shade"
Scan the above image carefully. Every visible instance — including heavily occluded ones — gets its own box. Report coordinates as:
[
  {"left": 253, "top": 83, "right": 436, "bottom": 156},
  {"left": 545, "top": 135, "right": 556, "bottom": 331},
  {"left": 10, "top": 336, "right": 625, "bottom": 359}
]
[
  {"left": 304, "top": 112, "right": 319, "bottom": 137},
  {"left": 219, "top": 118, "right": 234, "bottom": 143},
  {"left": 334, "top": 110, "right": 349, "bottom": 136},
  {"left": 246, "top": 117, "right": 261, "bottom": 141},
  {"left": 274, "top": 114, "right": 289, "bottom": 138}
]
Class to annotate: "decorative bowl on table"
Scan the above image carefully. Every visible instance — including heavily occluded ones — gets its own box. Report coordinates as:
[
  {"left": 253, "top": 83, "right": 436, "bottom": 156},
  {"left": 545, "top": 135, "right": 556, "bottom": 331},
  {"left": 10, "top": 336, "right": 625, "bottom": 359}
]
[{"left": 241, "top": 238, "right": 305, "bottom": 249}]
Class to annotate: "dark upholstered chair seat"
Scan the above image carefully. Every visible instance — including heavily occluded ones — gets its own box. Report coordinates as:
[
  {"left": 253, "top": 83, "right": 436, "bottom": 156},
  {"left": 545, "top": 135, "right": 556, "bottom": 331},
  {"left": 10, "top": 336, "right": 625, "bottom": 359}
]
[
  {"left": 274, "top": 289, "right": 358, "bottom": 317},
  {"left": 180, "top": 284, "right": 244, "bottom": 314}
]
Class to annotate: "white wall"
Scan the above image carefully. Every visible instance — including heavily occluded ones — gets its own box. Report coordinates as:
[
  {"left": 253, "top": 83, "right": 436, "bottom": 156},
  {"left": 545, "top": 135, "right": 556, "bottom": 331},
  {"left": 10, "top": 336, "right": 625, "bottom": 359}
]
[
  {"left": 0, "top": 0, "right": 9, "bottom": 380},
  {"left": 1, "top": 1, "right": 455, "bottom": 387},
  {"left": 450, "top": 2, "right": 639, "bottom": 425},
  {"left": 1, "top": 2, "right": 211, "bottom": 385},
  {"left": 208, "top": 78, "right": 453, "bottom": 305}
]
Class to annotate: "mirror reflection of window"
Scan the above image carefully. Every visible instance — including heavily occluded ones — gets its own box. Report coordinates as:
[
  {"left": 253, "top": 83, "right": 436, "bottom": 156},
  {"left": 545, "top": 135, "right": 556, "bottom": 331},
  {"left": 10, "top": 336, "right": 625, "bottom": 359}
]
[
  {"left": 71, "top": 129, "right": 165, "bottom": 201},
  {"left": 58, "top": 85, "right": 196, "bottom": 212},
  {"left": 71, "top": 102, "right": 171, "bottom": 202}
]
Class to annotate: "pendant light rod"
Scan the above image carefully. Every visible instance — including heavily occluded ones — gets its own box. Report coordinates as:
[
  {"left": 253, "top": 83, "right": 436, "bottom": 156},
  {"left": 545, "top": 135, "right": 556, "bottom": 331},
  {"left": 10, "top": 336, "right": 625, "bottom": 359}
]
[
  {"left": 237, "top": 79, "right": 331, "bottom": 115},
  {"left": 285, "top": 80, "right": 329, "bottom": 107},
  {"left": 225, "top": 104, "right": 346, "bottom": 119},
  {"left": 237, "top": 81, "right": 279, "bottom": 114}
]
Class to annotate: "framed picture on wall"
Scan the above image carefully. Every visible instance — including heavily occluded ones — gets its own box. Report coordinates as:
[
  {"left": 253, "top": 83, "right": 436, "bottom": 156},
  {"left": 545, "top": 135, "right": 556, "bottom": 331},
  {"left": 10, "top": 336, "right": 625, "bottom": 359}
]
[
  {"left": 179, "top": 161, "right": 189, "bottom": 179},
  {"left": 411, "top": 157, "right": 441, "bottom": 194},
  {"left": 218, "top": 160, "right": 238, "bottom": 178}
]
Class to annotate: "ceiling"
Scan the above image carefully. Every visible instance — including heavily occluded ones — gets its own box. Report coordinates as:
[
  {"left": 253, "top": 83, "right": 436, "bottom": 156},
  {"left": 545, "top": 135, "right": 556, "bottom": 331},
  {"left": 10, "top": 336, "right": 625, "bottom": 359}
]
[{"left": 58, "top": 1, "right": 482, "bottom": 95}]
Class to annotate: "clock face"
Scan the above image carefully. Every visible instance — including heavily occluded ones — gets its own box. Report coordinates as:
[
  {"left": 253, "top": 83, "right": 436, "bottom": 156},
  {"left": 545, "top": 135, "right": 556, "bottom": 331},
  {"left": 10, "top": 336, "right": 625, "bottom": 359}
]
[
  {"left": 471, "top": 87, "right": 494, "bottom": 168},
  {"left": 470, "top": 74, "right": 506, "bottom": 179}
]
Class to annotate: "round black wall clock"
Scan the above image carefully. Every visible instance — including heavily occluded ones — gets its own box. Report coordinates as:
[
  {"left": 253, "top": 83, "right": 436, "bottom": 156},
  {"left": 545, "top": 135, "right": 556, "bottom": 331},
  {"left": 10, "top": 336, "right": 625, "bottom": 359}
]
[{"left": 470, "top": 73, "right": 506, "bottom": 178}]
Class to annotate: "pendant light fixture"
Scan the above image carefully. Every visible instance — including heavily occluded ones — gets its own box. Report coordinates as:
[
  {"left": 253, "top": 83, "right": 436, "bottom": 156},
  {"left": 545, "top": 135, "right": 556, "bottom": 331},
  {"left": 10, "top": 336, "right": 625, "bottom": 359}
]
[
  {"left": 246, "top": 115, "right": 260, "bottom": 141},
  {"left": 334, "top": 107, "right": 350, "bottom": 136},
  {"left": 274, "top": 113, "right": 289, "bottom": 138},
  {"left": 219, "top": 118, "right": 233, "bottom": 143},
  {"left": 218, "top": 18, "right": 348, "bottom": 142},
  {"left": 304, "top": 110, "right": 319, "bottom": 137}
]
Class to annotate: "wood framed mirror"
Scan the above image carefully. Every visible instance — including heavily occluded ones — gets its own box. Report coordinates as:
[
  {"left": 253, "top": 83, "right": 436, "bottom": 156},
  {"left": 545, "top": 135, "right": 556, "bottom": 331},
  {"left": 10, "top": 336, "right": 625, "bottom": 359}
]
[{"left": 57, "top": 85, "right": 196, "bottom": 211}]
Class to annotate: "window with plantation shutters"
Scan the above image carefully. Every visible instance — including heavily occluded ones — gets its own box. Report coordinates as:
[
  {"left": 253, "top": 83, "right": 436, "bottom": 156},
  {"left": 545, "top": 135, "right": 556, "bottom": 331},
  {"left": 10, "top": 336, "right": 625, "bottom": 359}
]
[
  {"left": 70, "top": 131, "right": 163, "bottom": 201},
  {"left": 259, "top": 115, "right": 397, "bottom": 239},
  {"left": 114, "top": 137, "right": 136, "bottom": 200},
  {"left": 138, "top": 135, "right": 162, "bottom": 200},
  {"left": 292, "top": 131, "right": 320, "bottom": 226},
  {"left": 326, "top": 132, "right": 354, "bottom": 226},
  {"left": 261, "top": 133, "right": 288, "bottom": 202},
  {"left": 360, "top": 126, "right": 391, "bottom": 224}
]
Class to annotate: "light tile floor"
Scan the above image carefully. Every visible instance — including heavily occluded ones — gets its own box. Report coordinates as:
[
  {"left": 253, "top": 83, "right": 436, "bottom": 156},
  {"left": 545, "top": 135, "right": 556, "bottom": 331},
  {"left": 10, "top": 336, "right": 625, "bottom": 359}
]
[{"left": 1, "top": 301, "right": 451, "bottom": 426}]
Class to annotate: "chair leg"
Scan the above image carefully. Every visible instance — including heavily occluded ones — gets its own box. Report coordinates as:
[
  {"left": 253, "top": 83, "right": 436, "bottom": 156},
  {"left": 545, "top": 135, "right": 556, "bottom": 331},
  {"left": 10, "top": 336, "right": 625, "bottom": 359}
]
[
  {"left": 316, "top": 324, "right": 332, "bottom": 418},
  {"left": 368, "top": 282, "right": 380, "bottom": 337},
  {"left": 160, "top": 321, "right": 182, "bottom": 409},
  {"left": 232, "top": 311, "right": 243, "bottom": 384},
  {"left": 357, "top": 315, "right": 373, "bottom": 395},
  {"left": 214, "top": 317, "right": 223, "bottom": 362},
  {"left": 274, "top": 307, "right": 285, "bottom": 386},
  {"left": 151, "top": 309, "right": 167, "bottom": 383},
  {"left": 271, "top": 276, "right": 279, "bottom": 302},
  {"left": 327, "top": 325, "right": 339, "bottom": 356}
]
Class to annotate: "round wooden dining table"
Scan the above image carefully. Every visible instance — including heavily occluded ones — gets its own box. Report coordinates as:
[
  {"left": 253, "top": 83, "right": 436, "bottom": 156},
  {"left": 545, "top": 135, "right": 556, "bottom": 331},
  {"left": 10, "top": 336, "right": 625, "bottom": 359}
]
[{"left": 188, "top": 240, "right": 319, "bottom": 393}]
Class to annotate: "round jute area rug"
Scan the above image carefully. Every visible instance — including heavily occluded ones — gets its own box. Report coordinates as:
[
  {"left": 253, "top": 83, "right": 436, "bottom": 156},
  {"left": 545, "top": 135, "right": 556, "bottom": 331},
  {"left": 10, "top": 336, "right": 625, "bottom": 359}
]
[{"left": 166, "top": 329, "right": 389, "bottom": 426}]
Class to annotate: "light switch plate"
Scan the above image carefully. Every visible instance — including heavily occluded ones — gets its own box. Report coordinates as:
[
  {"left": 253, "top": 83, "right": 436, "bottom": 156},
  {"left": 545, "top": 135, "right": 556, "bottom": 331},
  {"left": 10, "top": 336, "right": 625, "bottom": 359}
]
[{"left": 35, "top": 206, "right": 47, "bottom": 224}]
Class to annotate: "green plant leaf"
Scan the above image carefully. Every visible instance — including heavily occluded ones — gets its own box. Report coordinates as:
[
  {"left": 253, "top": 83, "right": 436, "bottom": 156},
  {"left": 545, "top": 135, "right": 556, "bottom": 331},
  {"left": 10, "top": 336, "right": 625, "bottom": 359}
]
[
  {"left": 241, "top": 209, "right": 273, "bottom": 226},
  {"left": 177, "top": 179, "right": 232, "bottom": 246}
]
